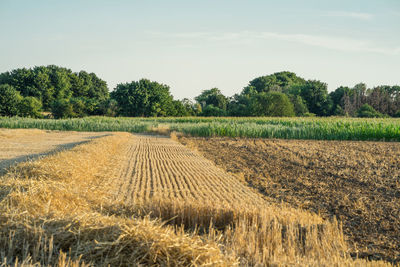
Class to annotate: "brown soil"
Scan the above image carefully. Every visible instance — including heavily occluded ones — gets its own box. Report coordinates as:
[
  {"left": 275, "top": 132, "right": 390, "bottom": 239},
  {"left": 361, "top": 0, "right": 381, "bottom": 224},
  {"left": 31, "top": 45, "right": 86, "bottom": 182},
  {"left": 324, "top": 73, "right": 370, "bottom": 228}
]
[{"left": 178, "top": 136, "right": 400, "bottom": 264}]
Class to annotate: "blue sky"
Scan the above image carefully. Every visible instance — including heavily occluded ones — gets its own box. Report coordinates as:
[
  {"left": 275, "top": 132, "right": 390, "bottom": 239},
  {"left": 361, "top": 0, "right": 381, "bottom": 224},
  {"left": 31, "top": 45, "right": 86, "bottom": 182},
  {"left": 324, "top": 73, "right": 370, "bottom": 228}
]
[{"left": 1, "top": 0, "right": 399, "bottom": 99}]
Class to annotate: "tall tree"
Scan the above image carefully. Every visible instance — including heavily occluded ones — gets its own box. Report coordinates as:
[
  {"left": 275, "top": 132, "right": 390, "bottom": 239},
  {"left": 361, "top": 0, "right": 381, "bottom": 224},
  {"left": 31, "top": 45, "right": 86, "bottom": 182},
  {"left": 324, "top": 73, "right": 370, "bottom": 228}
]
[
  {"left": 250, "top": 91, "right": 295, "bottom": 117},
  {"left": 48, "top": 65, "right": 72, "bottom": 100},
  {"left": 195, "top": 88, "right": 228, "bottom": 111},
  {"left": 18, "top": 96, "right": 42, "bottom": 118},
  {"left": 249, "top": 71, "right": 306, "bottom": 93},
  {"left": 111, "top": 79, "right": 175, "bottom": 117},
  {"left": 299, "top": 80, "right": 332, "bottom": 116},
  {"left": 0, "top": 84, "right": 22, "bottom": 116},
  {"left": 33, "top": 66, "right": 53, "bottom": 108},
  {"left": 289, "top": 95, "right": 309, "bottom": 116}
]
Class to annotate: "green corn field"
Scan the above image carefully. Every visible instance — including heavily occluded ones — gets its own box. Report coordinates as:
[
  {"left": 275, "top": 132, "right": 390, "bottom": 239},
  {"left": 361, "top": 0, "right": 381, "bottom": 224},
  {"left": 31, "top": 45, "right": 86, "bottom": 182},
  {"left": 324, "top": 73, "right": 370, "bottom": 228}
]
[{"left": 0, "top": 116, "right": 399, "bottom": 141}]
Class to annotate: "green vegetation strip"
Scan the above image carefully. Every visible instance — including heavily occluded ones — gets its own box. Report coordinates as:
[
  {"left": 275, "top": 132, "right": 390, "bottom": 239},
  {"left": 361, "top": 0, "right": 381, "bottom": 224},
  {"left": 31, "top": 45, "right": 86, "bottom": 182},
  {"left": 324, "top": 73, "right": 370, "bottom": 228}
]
[{"left": 1, "top": 116, "right": 399, "bottom": 141}]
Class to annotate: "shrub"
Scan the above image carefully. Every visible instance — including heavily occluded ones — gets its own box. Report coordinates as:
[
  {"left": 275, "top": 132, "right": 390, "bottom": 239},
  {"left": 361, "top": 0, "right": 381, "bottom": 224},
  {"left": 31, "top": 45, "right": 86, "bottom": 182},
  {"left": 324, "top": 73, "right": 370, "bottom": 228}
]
[{"left": 357, "top": 104, "right": 384, "bottom": 118}]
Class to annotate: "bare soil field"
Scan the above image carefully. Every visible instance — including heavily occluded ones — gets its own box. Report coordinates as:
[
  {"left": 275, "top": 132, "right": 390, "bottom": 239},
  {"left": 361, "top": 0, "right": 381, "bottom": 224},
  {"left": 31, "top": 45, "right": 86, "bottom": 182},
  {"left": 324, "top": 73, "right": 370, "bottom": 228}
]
[
  {"left": 178, "top": 136, "right": 400, "bottom": 263},
  {"left": 0, "top": 128, "right": 108, "bottom": 174}
]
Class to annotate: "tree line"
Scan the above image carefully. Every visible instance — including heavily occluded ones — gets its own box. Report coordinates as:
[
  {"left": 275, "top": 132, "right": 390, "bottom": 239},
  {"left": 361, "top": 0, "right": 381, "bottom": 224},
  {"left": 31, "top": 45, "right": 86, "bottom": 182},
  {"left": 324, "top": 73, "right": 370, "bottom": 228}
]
[
  {"left": 0, "top": 66, "right": 399, "bottom": 118},
  {"left": 0, "top": 65, "right": 109, "bottom": 118}
]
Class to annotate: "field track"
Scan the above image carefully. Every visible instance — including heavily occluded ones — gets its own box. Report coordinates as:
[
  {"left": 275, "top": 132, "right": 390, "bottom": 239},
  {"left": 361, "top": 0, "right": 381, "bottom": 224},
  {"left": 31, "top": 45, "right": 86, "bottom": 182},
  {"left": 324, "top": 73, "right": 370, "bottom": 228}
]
[{"left": 113, "top": 134, "right": 266, "bottom": 208}]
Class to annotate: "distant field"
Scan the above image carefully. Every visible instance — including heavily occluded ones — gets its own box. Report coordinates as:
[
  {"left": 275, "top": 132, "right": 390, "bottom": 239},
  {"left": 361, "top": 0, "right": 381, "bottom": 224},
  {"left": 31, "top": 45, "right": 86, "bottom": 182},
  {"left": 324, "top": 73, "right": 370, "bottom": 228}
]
[{"left": 1, "top": 116, "right": 400, "bottom": 141}]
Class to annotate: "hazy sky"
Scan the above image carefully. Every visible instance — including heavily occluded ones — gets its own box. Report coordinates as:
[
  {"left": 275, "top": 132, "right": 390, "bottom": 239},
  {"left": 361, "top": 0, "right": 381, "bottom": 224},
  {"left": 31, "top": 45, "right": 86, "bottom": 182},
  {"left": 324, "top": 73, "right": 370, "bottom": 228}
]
[{"left": 1, "top": 0, "right": 399, "bottom": 99}]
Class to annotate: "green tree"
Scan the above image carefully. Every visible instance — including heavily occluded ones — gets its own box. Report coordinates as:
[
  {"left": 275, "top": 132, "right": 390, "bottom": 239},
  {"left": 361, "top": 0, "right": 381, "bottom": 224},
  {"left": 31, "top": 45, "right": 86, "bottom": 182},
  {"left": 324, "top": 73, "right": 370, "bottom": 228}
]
[
  {"left": 88, "top": 73, "right": 109, "bottom": 100},
  {"left": 33, "top": 67, "right": 53, "bottom": 108},
  {"left": 6, "top": 68, "right": 34, "bottom": 96},
  {"left": 69, "top": 98, "right": 86, "bottom": 117},
  {"left": 181, "top": 98, "right": 198, "bottom": 116},
  {"left": 332, "top": 105, "right": 346, "bottom": 116},
  {"left": 299, "top": 80, "right": 332, "bottom": 116},
  {"left": 229, "top": 72, "right": 307, "bottom": 117},
  {"left": 0, "top": 84, "right": 22, "bottom": 116},
  {"left": 201, "top": 104, "right": 227, "bottom": 116},
  {"left": 195, "top": 88, "right": 228, "bottom": 111},
  {"left": 329, "top": 86, "right": 351, "bottom": 114},
  {"left": 18, "top": 96, "right": 42, "bottom": 118},
  {"left": 288, "top": 95, "right": 308, "bottom": 116},
  {"left": 250, "top": 92, "right": 295, "bottom": 117},
  {"left": 228, "top": 92, "right": 254, "bottom": 116},
  {"left": 47, "top": 65, "right": 72, "bottom": 100},
  {"left": 357, "top": 104, "right": 384, "bottom": 118},
  {"left": 249, "top": 71, "right": 306, "bottom": 93},
  {"left": 171, "top": 100, "right": 192, "bottom": 116},
  {"left": 69, "top": 71, "right": 86, "bottom": 98},
  {"left": 0, "top": 65, "right": 110, "bottom": 115},
  {"left": 110, "top": 79, "right": 175, "bottom": 117},
  {"left": 51, "top": 99, "right": 74, "bottom": 119},
  {"left": 99, "top": 99, "right": 119, "bottom": 117},
  {"left": 194, "top": 103, "right": 202, "bottom": 115}
]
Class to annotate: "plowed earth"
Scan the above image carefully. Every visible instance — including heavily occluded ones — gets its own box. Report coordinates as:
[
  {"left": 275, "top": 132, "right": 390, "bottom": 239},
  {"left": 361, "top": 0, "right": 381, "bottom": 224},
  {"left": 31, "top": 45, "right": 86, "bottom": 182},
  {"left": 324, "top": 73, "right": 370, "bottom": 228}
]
[
  {"left": 0, "top": 129, "right": 107, "bottom": 174},
  {"left": 178, "top": 136, "right": 400, "bottom": 263}
]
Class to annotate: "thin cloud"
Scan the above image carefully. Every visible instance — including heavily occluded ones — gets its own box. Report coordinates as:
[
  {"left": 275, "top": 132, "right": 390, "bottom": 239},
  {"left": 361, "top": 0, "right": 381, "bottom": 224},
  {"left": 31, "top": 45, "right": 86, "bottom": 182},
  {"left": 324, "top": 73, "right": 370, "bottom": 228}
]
[
  {"left": 148, "top": 31, "right": 400, "bottom": 56},
  {"left": 391, "top": 11, "right": 400, "bottom": 16},
  {"left": 324, "top": 11, "right": 374, "bottom": 20},
  {"left": 257, "top": 32, "right": 398, "bottom": 55}
]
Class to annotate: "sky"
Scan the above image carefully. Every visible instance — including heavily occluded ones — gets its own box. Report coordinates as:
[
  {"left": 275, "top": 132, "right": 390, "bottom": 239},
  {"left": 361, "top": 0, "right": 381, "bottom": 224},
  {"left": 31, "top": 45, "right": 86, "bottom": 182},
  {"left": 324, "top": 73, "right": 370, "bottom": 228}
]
[{"left": 0, "top": 0, "right": 399, "bottom": 99}]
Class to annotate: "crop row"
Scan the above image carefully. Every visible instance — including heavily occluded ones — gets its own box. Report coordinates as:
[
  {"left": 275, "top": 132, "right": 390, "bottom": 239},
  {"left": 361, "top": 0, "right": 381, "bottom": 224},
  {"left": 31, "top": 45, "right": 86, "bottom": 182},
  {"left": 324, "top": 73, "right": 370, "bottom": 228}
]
[{"left": 114, "top": 135, "right": 265, "bottom": 208}]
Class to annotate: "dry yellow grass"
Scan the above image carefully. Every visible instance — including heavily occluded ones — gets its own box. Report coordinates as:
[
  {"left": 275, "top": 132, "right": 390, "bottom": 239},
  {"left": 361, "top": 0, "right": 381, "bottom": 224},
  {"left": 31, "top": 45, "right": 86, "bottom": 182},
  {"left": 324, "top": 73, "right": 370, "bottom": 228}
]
[
  {"left": 0, "top": 133, "right": 234, "bottom": 266},
  {"left": 0, "top": 128, "right": 45, "bottom": 138},
  {"left": 0, "top": 128, "right": 107, "bottom": 175},
  {"left": 0, "top": 132, "right": 394, "bottom": 266}
]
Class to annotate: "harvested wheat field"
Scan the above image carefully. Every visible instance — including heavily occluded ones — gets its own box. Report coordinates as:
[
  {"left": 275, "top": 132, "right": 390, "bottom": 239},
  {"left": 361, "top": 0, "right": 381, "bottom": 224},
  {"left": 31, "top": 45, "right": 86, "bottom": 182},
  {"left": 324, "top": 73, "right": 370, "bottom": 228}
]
[
  {"left": 0, "top": 132, "right": 394, "bottom": 266},
  {"left": 178, "top": 136, "right": 400, "bottom": 265},
  {"left": 0, "top": 128, "right": 108, "bottom": 174},
  {"left": 113, "top": 134, "right": 268, "bottom": 207}
]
